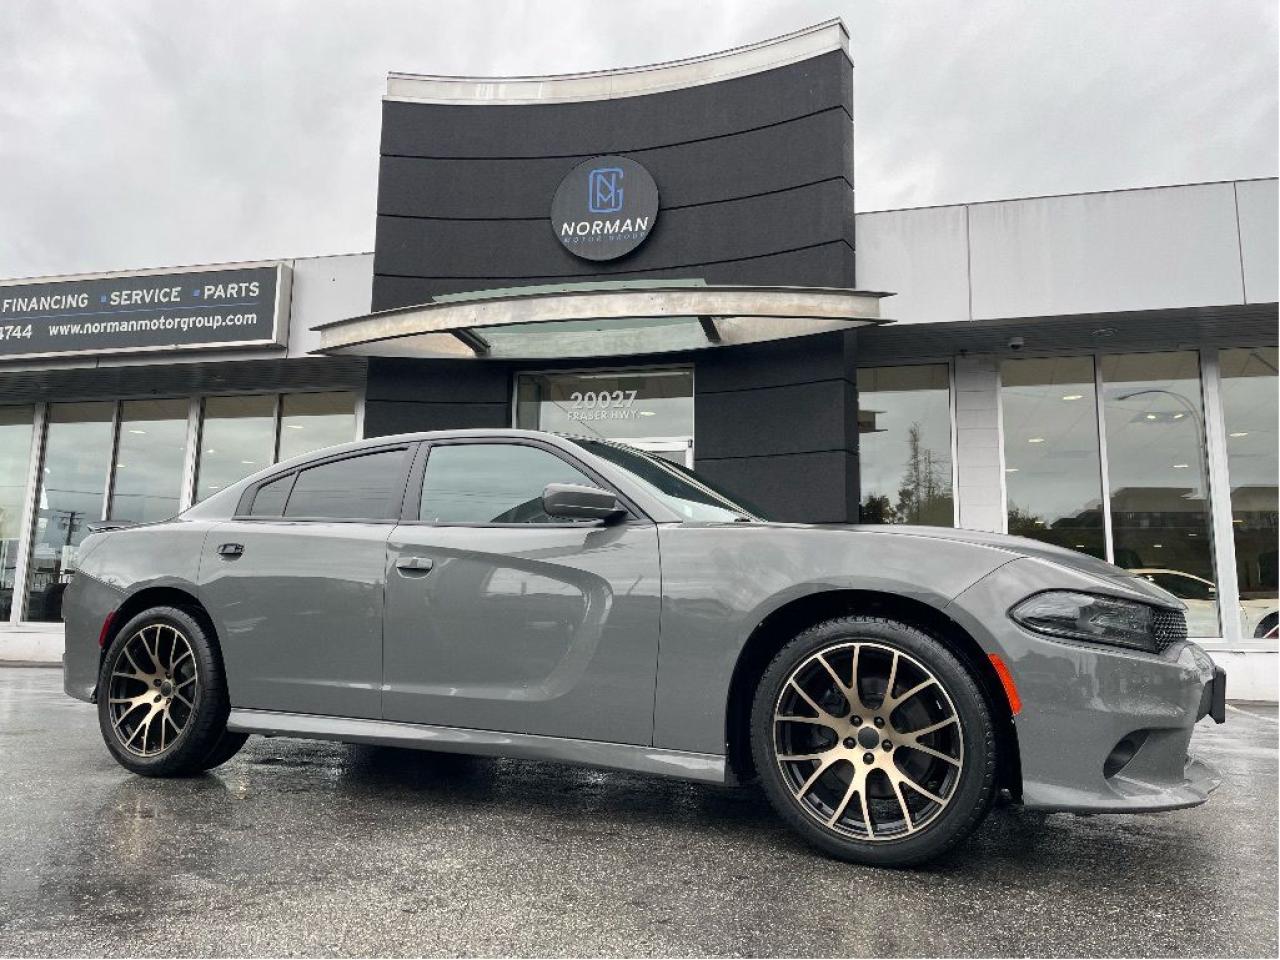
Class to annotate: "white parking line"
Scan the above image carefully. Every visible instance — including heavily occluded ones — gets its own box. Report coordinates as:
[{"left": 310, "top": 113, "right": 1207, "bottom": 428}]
[{"left": 1226, "top": 703, "right": 1280, "bottom": 723}]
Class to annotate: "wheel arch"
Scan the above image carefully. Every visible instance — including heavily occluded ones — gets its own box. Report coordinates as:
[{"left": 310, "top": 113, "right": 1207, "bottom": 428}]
[
  {"left": 98, "top": 585, "right": 222, "bottom": 687},
  {"left": 724, "top": 588, "right": 1021, "bottom": 799}
]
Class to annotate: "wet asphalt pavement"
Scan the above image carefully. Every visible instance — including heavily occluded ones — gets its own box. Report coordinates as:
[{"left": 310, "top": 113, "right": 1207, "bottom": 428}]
[{"left": 0, "top": 667, "right": 1276, "bottom": 958}]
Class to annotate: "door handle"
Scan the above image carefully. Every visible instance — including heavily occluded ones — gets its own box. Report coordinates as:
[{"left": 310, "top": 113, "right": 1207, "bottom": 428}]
[
  {"left": 395, "top": 556, "right": 434, "bottom": 573},
  {"left": 217, "top": 543, "right": 244, "bottom": 559}
]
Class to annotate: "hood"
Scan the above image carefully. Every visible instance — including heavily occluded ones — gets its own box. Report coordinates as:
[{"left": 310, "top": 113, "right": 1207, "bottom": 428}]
[{"left": 814, "top": 524, "right": 1184, "bottom": 609}]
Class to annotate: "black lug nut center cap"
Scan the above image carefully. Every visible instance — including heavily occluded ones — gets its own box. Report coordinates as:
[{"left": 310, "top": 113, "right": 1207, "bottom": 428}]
[{"left": 857, "top": 726, "right": 881, "bottom": 750}]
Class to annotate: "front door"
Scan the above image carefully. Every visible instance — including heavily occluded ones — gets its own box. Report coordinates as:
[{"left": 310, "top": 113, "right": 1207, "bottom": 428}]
[{"left": 382, "top": 439, "right": 662, "bottom": 745}]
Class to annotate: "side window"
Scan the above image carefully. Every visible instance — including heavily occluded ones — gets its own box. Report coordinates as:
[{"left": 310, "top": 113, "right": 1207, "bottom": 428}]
[
  {"left": 419, "top": 444, "right": 596, "bottom": 524},
  {"left": 283, "top": 448, "right": 408, "bottom": 520},
  {"left": 248, "top": 473, "right": 294, "bottom": 517}
]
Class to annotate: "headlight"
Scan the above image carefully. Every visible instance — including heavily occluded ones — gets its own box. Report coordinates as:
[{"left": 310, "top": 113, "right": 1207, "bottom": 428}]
[{"left": 1010, "top": 590, "right": 1157, "bottom": 652}]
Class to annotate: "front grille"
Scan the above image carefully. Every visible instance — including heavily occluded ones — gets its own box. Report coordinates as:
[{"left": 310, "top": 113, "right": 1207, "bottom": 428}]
[{"left": 1152, "top": 608, "right": 1188, "bottom": 653}]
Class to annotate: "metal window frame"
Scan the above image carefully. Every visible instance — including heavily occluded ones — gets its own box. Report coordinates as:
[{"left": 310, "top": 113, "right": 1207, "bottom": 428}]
[
  {"left": 101, "top": 402, "right": 122, "bottom": 522},
  {"left": 1093, "top": 356, "right": 1116, "bottom": 565},
  {"left": 1200, "top": 347, "right": 1245, "bottom": 648},
  {"left": 8, "top": 403, "right": 46, "bottom": 625},
  {"left": 179, "top": 397, "right": 202, "bottom": 512},
  {"left": 947, "top": 358, "right": 961, "bottom": 528}
]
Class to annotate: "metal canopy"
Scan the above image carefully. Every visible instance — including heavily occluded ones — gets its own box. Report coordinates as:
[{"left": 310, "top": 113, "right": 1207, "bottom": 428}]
[{"left": 312, "top": 284, "right": 891, "bottom": 361}]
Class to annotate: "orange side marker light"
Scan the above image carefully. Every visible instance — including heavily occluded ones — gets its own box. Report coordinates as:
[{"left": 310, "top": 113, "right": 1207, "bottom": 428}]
[{"left": 988, "top": 653, "right": 1022, "bottom": 715}]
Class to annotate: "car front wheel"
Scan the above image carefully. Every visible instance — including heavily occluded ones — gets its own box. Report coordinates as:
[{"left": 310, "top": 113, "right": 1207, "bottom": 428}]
[
  {"left": 97, "top": 606, "right": 233, "bottom": 777},
  {"left": 750, "top": 615, "right": 997, "bottom": 867}
]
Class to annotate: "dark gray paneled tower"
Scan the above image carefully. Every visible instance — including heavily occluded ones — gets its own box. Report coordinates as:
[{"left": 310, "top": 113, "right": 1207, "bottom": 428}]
[{"left": 364, "top": 22, "right": 862, "bottom": 522}]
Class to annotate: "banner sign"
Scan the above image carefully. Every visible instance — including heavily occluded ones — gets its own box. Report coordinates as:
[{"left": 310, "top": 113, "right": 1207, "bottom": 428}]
[
  {"left": 0, "top": 265, "right": 286, "bottom": 360},
  {"left": 551, "top": 156, "right": 659, "bottom": 262}
]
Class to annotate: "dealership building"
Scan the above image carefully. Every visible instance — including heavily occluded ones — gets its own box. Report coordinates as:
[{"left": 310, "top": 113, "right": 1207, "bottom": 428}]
[{"left": 1, "top": 22, "right": 1276, "bottom": 698}]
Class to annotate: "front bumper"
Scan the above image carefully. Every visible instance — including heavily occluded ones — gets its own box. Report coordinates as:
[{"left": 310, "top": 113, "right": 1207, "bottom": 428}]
[{"left": 949, "top": 559, "right": 1225, "bottom": 814}]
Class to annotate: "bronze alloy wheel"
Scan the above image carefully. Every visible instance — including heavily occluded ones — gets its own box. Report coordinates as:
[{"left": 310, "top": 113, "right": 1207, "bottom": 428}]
[
  {"left": 106, "top": 622, "right": 200, "bottom": 757},
  {"left": 98, "top": 605, "right": 242, "bottom": 777},
  {"left": 771, "top": 640, "right": 965, "bottom": 842}
]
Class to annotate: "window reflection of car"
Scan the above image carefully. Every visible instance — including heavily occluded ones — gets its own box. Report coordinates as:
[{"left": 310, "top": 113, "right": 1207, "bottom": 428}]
[{"left": 1131, "top": 568, "right": 1277, "bottom": 639}]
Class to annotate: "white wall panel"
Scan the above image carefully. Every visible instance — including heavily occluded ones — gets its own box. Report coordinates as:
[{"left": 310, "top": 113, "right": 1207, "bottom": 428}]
[
  {"left": 286, "top": 254, "right": 374, "bottom": 357},
  {"left": 968, "top": 183, "right": 1245, "bottom": 319},
  {"left": 855, "top": 206, "right": 970, "bottom": 324},
  {"left": 952, "top": 356, "right": 1005, "bottom": 533},
  {"left": 1236, "top": 179, "right": 1279, "bottom": 304}
]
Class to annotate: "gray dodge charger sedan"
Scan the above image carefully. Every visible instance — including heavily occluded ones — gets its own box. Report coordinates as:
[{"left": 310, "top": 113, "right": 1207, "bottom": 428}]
[{"left": 63, "top": 429, "right": 1226, "bottom": 866}]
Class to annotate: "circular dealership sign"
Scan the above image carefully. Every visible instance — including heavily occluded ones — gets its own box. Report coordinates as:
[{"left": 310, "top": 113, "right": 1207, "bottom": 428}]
[{"left": 551, "top": 156, "right": 659, "bottom": 261}]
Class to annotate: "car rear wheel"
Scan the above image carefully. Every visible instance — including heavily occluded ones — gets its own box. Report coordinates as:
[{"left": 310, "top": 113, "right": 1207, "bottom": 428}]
[
  {"left": 750, "top": 616, "right": 997, "bottom": 867},
  {"left": 97, "top": 606, "right": 232, "bottom": 777}
]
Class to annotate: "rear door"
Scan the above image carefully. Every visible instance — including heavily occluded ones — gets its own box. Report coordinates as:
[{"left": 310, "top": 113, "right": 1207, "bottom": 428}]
[
  {"left": 199, "top": 443, "right": 414, "bottom": 719},
  {"left": 382, "top": 438, "right": 662, "bottom": 744}
]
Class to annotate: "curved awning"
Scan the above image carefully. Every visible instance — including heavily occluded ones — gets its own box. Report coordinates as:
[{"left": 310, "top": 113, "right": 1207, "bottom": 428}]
[{"left": 312, "top": 284, "right": 891, "bottom": 361}]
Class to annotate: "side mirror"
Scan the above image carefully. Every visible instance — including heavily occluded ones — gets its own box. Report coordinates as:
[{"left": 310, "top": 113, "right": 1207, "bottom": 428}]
[{"left": 542, "top": 483, "right": 625, "bottom": 523}]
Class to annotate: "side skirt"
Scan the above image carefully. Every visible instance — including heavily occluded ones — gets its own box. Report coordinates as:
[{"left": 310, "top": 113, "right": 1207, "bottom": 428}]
[{"left": 227, "top": 709, "right": 728, "bottom": 784}]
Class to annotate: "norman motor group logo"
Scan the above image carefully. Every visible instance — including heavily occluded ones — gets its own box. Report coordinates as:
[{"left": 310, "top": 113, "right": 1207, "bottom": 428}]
[
  {"left": 587, "top": 167, "right": 625, "bottom": 214},
  {"left": 551, "top": 156, "right": 659, "bottom": 262}
]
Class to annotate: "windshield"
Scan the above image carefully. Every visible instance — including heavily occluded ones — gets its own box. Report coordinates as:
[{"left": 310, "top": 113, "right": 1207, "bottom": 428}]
[{"left": 572, "top": 439, "right": 768, "bottom": 523}]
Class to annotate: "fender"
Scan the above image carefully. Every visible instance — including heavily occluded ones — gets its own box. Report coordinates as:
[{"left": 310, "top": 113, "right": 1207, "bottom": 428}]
[{"left": 651, "top": 523, "right": 1016, "bottom": 755}]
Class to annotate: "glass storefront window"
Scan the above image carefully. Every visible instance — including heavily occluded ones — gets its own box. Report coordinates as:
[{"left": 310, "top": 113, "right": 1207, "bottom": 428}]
[
  {"left": 0, "top": 406, "right": 35, "bottom": 621},
  {"left": 196, "top": 395, "right": 276, "bottom": 502},
  {"left": 858, "top": 365, "right": 953, "bottom": 526},
  {"left": 25, "top": 402, "right": 115, "bottom": 623},
  {"left": 278, "top": 392, "right": 357, "bottom": 462},
  {"left": 1101, "top": 352, "right": 1219, "bottom": 637},
  {"left": 1001, "top": 357, "right": 1105, "bottom": 558},
  {"left": 1219, "top": 347, "right": 1278, "bottom": 641},
  {"left": 515, "top": 369, "right": 693, "bottom": 442},
  {"left": 109, "top": 399, "right": 189, "bottom": 524}
]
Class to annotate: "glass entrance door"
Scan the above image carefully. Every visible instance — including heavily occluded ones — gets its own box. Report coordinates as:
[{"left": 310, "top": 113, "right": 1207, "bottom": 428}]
[{"left": 515, "top": 369, "right": 694, "bottom": 464}]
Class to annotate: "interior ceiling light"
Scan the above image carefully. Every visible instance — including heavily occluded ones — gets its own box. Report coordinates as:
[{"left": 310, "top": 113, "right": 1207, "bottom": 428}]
[
  {"left": 1061, "top": 394, "right": 1084, "bottom": 401},
  {"left": 1172, "top": 463, "right": 1190, "bottom": 469},
  {"left": 1005, "top": 467, "right": 1019, "bottom": 473},
  {"left": 1027, "top": 437, "right": 1046, "bottom": 443},
  {"left": 1230, "top": 432, "right": 1249, "bottom": 438}
]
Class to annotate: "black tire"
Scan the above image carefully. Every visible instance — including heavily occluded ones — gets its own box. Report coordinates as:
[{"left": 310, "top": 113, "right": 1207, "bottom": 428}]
[
  {"left": 200, "top": 729, "right": 250, "bottom": 770},
  {"left": 96, "top": 606, "right": 232, "bottom": 777},
  {"left": 750, "top": 616, "right": 997, "bottom": 867}
]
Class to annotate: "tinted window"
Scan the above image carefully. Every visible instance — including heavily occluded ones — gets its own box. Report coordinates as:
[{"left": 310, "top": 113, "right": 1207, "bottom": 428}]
[
  {"left": 197, "top": 394, "right": 275, "bottom": 501},
  {"left": 419, "top": 444, "right": 594, "bottom": 524},
  {"left": 283, "top": 449, "right": 407, "bottom": 520},
  {"left": 249, "top": 473, "right": 295, "bottom": 517},
  {"left": 110, "top": 399, "right": 189, "bottom": 524},
  {"left": 858, "top": 364, "right": 954, "bottom": 526},
  {"left": 1001, "top": 357, "right": 1105, "bottom": 559}
]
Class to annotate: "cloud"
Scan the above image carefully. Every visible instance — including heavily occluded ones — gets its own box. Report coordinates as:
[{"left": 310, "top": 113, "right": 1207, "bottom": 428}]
[{"left": 0, "top": 0, "right": 1274, "bottom": 277}]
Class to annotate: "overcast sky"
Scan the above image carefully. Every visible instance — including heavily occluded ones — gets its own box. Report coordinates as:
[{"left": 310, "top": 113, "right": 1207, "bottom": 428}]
[{"left": 1, "top": 0, "right": 1275, "bottom": 279}]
